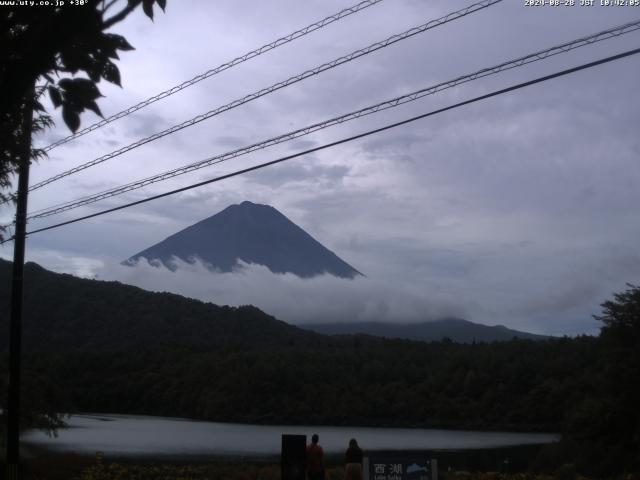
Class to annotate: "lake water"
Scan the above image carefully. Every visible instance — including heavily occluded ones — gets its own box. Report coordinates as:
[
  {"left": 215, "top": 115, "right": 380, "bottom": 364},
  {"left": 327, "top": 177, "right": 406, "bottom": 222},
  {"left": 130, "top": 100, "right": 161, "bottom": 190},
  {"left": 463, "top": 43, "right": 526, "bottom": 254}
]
[{"left": 22, "top": 414, "right": 558, "bottom": 458}]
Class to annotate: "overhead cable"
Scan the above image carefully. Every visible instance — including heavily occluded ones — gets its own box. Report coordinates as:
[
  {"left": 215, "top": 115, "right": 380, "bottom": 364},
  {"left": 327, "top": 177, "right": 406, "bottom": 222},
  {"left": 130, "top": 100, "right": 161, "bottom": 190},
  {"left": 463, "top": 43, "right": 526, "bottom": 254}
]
[
  {"left": 6, "top": 46, "right": 637, "bottom": 243},
  {"left": 41, "top": 0, "right": 386, "bottom": 152},
  {"left": 25, "top": 0, "right": 503, "bottom": 194},
  {"left": 25, "top": 18, "right": 640, "bottom": 221}
]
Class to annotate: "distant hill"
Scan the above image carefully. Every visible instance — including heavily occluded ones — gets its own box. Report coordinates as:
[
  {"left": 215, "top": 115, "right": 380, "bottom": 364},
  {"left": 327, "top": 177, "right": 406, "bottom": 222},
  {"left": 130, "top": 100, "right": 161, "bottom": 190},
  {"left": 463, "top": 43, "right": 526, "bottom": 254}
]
[
  {"left": 124, "top": 201, "right": 362, "bottom": 279},
  {"left": 301, "top": 319, "right": 549, "bottom": 343},
  {"left": 0, "top": 259, "right": 318, "bottom": 352}
]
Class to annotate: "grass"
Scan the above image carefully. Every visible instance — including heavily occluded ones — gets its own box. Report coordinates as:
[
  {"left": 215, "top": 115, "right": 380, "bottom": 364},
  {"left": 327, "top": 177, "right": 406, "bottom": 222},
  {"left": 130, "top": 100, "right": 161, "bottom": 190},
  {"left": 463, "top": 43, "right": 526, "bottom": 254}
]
[
  {"left": 9, "top": 453, "right": 640, "bottom": 480},
  {"left": 6, "top": 445, "right": 640, "bottom": 480}
]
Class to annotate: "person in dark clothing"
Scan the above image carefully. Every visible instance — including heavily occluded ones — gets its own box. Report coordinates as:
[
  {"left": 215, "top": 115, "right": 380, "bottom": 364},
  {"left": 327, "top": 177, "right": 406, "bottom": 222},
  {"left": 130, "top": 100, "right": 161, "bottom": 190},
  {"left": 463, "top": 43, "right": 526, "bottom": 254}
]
[
  {"left": 344, "top": 438, "right": 363, "bottom": 480},
  {"left": 306, "top": 433, "right": 325, "bottom": 480}
]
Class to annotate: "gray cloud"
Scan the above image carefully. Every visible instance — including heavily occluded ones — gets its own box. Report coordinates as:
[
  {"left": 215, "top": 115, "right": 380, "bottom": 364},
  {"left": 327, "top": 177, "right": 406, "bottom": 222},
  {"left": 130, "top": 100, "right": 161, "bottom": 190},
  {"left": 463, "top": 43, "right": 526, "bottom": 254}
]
[
  {"left": 98, "top": 258, "right": 467, "bottom": 325},
  {"left": 246, "top": 161, "right": 350, "bottom": 188},
  {"left": 130, "top": 113, "right": 169, "bottom": 138},
  {"left": 288, "top": 139, "right": 319, "bottom": 150}
]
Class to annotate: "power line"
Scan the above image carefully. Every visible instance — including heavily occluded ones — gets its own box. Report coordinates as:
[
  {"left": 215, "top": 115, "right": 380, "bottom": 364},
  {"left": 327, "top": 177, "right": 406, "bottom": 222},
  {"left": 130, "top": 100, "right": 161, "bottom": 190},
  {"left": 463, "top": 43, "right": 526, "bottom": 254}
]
[
  {"left": 25, "top": 18, "right": 640, "bottom": 221},
  {"left": 25, "top": 0, "right": 503, "bottom": 194},
  {"left": 6, "top": 46, "right": 637, "bottom": 243},
  {"left": 41, "top": 0, "right": 386, "bottom": 153}
]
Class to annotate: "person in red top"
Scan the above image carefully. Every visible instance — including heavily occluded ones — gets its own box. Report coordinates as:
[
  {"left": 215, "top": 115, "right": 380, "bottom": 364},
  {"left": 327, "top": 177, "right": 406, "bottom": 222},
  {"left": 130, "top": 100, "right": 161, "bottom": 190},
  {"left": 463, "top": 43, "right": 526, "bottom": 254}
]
[{"left": 306, "top": 433, "right": 325, "bottom": 480}]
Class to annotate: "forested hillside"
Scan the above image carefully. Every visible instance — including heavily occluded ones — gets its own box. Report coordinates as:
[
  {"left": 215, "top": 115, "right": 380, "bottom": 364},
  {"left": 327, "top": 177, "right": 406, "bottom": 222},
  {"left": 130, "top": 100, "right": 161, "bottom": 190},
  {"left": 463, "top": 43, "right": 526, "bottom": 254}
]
[{"left": 0, "top": 259, "right": 318, "bottom": 352}]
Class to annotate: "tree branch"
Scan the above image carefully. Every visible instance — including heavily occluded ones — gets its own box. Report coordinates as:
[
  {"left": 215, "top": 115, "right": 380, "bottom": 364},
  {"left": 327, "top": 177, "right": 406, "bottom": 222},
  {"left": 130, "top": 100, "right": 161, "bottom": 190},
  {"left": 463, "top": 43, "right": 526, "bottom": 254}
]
[
  {"left": 103, "top": 2, "right": 138, "bottom": 29},
  {"left": 101, "top": 0, "right": 120, "bottom": 16}
]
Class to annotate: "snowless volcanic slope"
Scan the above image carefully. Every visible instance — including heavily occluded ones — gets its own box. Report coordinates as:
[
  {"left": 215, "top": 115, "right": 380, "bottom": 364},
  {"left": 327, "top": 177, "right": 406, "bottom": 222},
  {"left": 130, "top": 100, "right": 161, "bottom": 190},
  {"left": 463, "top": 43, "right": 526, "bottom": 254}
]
[{"left": 125, "top": 201, "right": 362, "bottom": 279}]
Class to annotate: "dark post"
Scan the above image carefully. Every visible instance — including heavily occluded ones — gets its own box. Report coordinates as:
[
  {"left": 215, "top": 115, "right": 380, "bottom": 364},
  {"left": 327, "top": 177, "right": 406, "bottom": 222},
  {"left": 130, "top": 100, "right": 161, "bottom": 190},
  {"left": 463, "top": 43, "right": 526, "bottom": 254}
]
[
  {"left": 5, "top": 91, "right": 34, "bottom": 480},
  {"left": 281, "top": 434, "right": 307, "bottom": 480}
]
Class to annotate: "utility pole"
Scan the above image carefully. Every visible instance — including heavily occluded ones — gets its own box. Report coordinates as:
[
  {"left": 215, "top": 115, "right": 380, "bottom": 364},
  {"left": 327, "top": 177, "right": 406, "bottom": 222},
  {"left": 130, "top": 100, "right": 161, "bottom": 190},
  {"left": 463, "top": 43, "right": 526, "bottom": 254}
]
[{"left": 5, "top": 90, "right": 34, "bottom": 480}]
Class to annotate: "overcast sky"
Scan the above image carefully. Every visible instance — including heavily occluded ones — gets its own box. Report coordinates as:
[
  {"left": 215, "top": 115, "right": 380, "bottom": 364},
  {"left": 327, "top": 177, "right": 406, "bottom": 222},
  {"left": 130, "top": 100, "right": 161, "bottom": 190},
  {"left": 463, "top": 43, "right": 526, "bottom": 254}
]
[{"left": 2, "top": 0, "right": 639, "bottom": 335}]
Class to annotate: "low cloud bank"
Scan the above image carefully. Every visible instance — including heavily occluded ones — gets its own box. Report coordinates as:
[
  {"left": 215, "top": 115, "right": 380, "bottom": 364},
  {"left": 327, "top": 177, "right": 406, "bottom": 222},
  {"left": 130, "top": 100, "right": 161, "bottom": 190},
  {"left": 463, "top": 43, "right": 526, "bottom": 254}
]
[{"left": 99, "top": 257, "right": 466, "bottom": 325}]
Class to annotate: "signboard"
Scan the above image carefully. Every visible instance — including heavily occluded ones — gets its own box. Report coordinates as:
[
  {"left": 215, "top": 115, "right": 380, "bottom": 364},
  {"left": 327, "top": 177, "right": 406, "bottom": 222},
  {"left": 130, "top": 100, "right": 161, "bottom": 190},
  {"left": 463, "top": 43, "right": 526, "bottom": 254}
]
[
  {"left": 367, "top": 458, "right": 438, "bottom": 480},
  {"left": 281, "top": 434, "right": 307, "bottom": 480}
]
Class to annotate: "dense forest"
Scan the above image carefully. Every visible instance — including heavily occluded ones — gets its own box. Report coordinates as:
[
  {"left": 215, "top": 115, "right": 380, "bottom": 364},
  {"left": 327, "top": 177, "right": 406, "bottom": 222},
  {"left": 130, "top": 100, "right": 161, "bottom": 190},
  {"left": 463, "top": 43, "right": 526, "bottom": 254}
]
[
  {"left": 23, "top": 337, "right": 592, "bottom": 431},
  {"left": 0, "top": 260, "right": 638, "bottom": 475}
]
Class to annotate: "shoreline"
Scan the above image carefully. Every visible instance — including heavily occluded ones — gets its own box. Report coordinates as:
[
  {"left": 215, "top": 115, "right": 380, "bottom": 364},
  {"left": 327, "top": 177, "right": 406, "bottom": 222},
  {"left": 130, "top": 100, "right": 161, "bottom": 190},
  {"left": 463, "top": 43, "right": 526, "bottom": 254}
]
[{"left": 50, "top": 412, "right": 561, "bottom": 435}]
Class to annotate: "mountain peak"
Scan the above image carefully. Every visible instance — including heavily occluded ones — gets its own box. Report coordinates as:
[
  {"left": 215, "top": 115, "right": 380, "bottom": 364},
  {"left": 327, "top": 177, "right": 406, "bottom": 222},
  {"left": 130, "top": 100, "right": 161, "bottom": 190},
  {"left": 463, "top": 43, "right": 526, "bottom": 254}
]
[{"left": 125, "top": 202, "right": 362, "bottom": 279}]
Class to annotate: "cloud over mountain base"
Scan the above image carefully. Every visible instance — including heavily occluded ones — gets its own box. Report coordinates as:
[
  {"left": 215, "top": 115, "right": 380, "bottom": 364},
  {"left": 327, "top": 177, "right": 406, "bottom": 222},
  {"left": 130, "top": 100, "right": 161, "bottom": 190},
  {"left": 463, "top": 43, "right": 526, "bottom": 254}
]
[{"left": 99, "top": 257, "right": 466, "bottom": 325}]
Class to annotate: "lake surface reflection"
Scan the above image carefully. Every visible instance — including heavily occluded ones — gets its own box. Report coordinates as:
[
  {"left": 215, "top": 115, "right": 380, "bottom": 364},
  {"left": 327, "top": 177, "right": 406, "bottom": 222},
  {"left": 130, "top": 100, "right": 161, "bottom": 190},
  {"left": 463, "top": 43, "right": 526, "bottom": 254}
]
[{"left": 22, "top": 414, "right": 558, "bottom": 457}]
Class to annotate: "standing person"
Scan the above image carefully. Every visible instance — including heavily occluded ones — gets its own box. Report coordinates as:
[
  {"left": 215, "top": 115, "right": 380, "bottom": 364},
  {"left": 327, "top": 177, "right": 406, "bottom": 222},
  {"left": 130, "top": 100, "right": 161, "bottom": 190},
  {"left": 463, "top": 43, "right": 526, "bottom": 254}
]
[
  {"left": 344, "top": 438, "right": 364, "bottom": 480},
  {"left": 306, "top": 433, "right": 325, "bottom": 480}
]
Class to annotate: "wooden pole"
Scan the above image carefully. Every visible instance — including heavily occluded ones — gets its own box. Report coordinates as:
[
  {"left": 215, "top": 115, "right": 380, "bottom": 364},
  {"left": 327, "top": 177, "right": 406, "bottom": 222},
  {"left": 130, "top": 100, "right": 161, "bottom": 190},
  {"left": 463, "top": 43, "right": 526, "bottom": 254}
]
[{"left": 5, "top": 90, "right": 34, "bottom": 480}]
